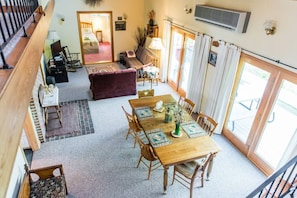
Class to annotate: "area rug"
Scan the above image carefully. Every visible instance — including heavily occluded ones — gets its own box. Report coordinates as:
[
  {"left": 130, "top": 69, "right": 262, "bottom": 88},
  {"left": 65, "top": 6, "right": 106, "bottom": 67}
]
[
  {"left": 85, "top": 62, "right": 122, "bottom": 75},
  {"left": 84, "top": 42, "right": 112, "bottom": 63},
  {"left": 46, "top": 99, "right": 94, "bottom": 141}
]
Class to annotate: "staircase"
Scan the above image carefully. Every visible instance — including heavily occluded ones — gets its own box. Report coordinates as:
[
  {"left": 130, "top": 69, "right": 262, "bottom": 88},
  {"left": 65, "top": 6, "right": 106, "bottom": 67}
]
[{"left": 247, "top": 155, "right": 297, "bottom": 198}]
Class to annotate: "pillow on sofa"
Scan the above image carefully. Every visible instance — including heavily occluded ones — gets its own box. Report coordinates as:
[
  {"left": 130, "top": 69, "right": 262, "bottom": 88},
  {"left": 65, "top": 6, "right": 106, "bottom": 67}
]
[{"left": 126, "top": 50, "right": 136, "bottom": 58}]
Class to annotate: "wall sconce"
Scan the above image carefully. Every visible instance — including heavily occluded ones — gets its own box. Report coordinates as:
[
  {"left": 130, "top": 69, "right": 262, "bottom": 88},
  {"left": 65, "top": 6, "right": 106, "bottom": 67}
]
[
  {"left": 123, "top": 13, "right": 127, "bottom": 20},
  {"left": 263, "top": 20, "right": 276, "bottom": 35},
  {"left": 184, "top": 6, "right": 192, "bottom": 14},
  {"left": 56, "top": 14, "right": 65, "bottom": 23}
]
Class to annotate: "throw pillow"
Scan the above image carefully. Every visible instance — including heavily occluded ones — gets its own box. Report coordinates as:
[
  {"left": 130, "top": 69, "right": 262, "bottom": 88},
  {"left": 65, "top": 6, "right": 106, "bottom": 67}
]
[{"left": 126, "top": 50, "right": 136, "bottom": 58}]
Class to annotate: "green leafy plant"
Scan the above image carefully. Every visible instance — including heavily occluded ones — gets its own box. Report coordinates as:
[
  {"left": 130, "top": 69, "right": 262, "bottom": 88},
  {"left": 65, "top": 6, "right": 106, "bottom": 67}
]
[{"left": 134, "top": 27, "right": 147, "bottom": 47}]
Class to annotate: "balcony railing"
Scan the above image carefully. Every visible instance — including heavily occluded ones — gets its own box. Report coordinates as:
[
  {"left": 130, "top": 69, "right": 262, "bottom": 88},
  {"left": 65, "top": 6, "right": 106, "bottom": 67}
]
[
  {"left": 247, "top": 154, "right": 297, "bottom": 198},
  {"left": 0, "top": 0, "right": 39, "bottom": 68}
]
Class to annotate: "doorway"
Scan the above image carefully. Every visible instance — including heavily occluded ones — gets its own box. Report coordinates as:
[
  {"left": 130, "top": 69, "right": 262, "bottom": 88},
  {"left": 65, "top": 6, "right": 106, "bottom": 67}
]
[
  {"left": 167, "top": 27, "right": 195, "bottom": 96},
  {"left": 223, "top": 53, "right": 297, "bottom": 175},
  {"left": 77, "top": 11, "right": 114, "bottom": 65}
]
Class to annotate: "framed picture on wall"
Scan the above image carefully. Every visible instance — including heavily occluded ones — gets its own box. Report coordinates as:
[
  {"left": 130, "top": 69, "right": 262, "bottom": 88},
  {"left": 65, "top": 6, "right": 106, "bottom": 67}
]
[
  {"left": 208, "top": 51, "right": 217, "bottom": 66},
  {"left": 115, "top": 21, "right": 126, "bottom": 31}
]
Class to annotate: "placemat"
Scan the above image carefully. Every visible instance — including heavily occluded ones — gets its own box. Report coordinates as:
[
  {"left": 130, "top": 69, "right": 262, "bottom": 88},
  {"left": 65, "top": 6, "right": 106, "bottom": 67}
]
[
  {"left": 134, "top": 106, "right": 154, "bottom": 120},
  {"left": 181, "top": 121, "right": 208, "bottom": 138},
  {"left": 146, "top": 128, "right": 171, "bottom": 148}
]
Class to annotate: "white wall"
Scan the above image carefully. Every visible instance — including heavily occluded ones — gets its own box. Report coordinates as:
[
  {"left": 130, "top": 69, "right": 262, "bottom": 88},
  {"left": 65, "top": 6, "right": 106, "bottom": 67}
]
[
  {"left": 6, "top": 147, "right": 27, "bottom": 198},
  {"left": 147, "top": 0, "right": 297, "bottom": 70}
]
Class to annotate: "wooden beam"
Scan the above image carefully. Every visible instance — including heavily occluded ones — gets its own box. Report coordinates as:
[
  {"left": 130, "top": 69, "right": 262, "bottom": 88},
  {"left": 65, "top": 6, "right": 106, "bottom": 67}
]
[
  {"left": 24, "top": 109, "right": 41, "bottom": 151},
  {"left": 0, "top": 0, "right": 54, "bottom": 197}
]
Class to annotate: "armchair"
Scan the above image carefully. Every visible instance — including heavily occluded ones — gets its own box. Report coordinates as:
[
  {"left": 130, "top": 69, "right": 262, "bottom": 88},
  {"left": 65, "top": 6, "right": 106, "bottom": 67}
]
[{"left": 18, "top": 164, "right": 68, "bottom": 198}]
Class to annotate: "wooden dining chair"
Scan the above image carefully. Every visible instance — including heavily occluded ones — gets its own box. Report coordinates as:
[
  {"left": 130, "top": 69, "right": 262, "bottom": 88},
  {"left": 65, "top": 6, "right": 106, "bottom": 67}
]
[
  {"left": 178, "top": 96, "right": 195, "bottom": 116},
  {"left": 196, "top": 112, "right": 218, "bottom": 137},
  {"left": 121, "top": 106, "right": 144, "bottom": 148},
  {"left": 138, "top": 89, "right": 154, "bottom": 98},
  {"left": 171, "top": 153, "right": 213, "bottom": 198},
  {"left": 135, "top": 134, "right": 162, "bottom": 180}
]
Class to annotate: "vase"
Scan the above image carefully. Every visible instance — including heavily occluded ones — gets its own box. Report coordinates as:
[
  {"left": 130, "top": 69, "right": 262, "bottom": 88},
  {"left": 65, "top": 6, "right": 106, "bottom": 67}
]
[
  {"left": 174, "top": 123, "right": 181, "bottom": 136},
  {"left": 149, "top": 19, "right": 154, "bottom": 26},
  {"left": 164, "top": 108, "right": 173, "bottom": 123}
]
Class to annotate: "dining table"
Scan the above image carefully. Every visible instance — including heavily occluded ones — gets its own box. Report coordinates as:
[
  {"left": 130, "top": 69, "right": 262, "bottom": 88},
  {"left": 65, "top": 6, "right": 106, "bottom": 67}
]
[{"left": 128, "top": 94, "right": 222, "bottom": 193}]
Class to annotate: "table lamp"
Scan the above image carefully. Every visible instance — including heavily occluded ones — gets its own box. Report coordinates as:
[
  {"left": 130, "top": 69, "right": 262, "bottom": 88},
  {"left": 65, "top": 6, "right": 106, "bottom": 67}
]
[
  {"left": 47, "top": 30, "right": 60, "bottom": 43},
  {"left": 149, "top": 37, "right": 162, "bottom": 67}
]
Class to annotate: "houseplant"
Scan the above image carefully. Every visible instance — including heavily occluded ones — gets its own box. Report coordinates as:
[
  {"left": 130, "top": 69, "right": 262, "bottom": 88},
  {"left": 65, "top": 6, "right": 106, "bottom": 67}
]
[
  {"left": 134, "top": 27, "right": 147, "bottom": 47},
  {"left": 173, "top": 105, "right": 184, "bottom": 136}
]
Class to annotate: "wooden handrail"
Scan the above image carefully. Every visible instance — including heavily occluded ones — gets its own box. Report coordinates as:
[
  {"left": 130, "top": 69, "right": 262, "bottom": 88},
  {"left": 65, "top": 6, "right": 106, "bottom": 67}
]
[{"left": 0, "top": 0, "right": 54, "bottom": 197}]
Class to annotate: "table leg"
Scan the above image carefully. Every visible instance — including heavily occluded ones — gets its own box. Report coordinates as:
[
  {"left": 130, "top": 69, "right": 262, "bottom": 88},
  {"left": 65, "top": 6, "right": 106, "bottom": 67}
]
[
  {"left": 206, "top": 154, "right": 216, "bottom": 180},
  {"left": 163, "top": 166, "right": 169, "bottom": 194}
]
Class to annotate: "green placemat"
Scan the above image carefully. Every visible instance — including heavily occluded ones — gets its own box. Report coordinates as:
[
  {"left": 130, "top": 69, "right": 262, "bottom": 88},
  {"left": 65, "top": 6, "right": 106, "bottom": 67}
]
[
  {"left": 181, "top": 121, "right": 208, "bottom": 138},
  {"left": 135, "top": 106, "right": 153, "bottom": 120},
  {"left": 146, "top": 128, "right": 171, "bottom": 148}
]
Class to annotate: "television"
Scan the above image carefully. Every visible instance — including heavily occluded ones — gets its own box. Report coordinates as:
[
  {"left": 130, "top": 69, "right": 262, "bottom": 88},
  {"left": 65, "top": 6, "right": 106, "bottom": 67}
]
[{"left": 50, "top": 40, "right": 63, "bottom": 57}]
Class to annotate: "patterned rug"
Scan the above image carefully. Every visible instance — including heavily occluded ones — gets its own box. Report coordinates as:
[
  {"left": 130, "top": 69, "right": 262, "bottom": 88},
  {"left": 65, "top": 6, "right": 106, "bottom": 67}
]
[
  {"left": 46, "top": 99, "right": 94, "bottom": 141},
  {"left": 85, "top": 62, "right": 122, "bottom": 74}
]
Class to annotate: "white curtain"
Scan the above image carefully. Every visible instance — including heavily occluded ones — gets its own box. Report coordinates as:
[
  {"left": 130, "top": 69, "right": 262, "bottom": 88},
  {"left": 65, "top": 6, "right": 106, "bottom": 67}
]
[
  {"left": 159, "top": 21, "right": 171, "bottom": 82},
  {"left": 205, "top": 41, "right": 241, "bottom": 134},
  {"left": 187, "top": 34, "right": 211, "bottom": 113}
]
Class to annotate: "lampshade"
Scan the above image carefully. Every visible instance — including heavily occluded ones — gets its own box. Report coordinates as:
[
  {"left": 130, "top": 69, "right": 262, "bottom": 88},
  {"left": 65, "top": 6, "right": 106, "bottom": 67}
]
[
  {"left": 47, "top": 30, "right": 60, "bottom": 41},
  {"left": 149, "top": 38, "right": 162, "bottom": 50}
]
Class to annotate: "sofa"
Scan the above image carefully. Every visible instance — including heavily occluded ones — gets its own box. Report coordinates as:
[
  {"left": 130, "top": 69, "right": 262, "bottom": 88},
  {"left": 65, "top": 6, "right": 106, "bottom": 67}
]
[
  {"left": 88, "top": 68, "right": 137, "bottom": 100},
  {"left": 18, "top": 164, "right": 68, "bottom": 198},
  {"left": 124, "top": 45, "right": 155, "bottom": 78}
]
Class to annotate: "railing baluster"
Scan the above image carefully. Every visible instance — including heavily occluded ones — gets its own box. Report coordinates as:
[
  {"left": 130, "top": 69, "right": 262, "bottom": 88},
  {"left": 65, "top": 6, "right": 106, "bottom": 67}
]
[
  {"left": 2, "top": 1, "right": 12, "bottom": 38},
  {"left": 0, "top": 0, "right": 39, "bottom": 68},
  {"left": 247, "top": 155, "right": 297, "bottom": 198},
  {"left": 0, "top": 3, "right": 8, "bottom": 43},
  {"left": 8, "top": 0, "right": 19, "bottom": 32},
  {"left": 19, "top": 0, "right": 26, "bottom": 23}
]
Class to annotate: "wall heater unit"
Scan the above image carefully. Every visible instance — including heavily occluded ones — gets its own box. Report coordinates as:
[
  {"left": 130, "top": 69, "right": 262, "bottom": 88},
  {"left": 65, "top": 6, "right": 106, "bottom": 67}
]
[{"left": 194, "top": 5, "right": 251, "bottom": 33}]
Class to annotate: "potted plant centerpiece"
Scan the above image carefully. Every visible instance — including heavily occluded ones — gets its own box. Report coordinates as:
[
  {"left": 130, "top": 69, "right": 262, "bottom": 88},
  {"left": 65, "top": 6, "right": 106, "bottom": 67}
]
[{"left": 172, "top": 105, "right": 184, "bottom": 137}]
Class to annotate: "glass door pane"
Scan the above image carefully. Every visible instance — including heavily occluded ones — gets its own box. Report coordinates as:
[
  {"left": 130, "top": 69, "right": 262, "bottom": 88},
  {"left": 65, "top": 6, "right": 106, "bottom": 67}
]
[
  {"left": 255, "top": 80, "right": 297, "bottom": 168},
  {"left": 179, "top": 37, "right": 195, "bottom": 93},
  {"left": 227, "top": 63, "right": 270, "bottom": 143},
  {"left": 168, "top": 31, "right": 183, "bottom": 89}
]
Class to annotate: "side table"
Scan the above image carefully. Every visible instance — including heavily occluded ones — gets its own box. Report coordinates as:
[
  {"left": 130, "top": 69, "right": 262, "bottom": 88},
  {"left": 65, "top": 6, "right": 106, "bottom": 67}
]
[
  {"left": 143, "top": 66, "right": 159, "bottom": 89},
  {"left": 47, "top": 57, "right": 69, "bottom": 83},
  {"left": 119, "top": 52, "right": 126, "bottom": 65}
]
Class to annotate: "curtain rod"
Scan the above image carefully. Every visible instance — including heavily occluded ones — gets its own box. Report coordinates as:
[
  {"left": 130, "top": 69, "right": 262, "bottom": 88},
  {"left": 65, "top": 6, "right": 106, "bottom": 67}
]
[
  {"left": 217, "top": 39, "right": 296, "bottom": 71},
  {"left": 163, "top": 19, "right": 200, "bottom": 35},
  {"left": 170, "top": 21, "right": 212, "bottom": 38},
  {"left": 164, "top": 19, "right": 295, "bottom": 70},
  {"left": 242, "top": 48, "right": 296, "bottom": 71}
]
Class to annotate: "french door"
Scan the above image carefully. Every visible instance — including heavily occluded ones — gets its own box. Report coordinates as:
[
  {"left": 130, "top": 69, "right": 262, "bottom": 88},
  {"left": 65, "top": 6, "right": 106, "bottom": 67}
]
[
  {"left": 167, "top": 27, "right": 195, "bottom": 96},
  {"left": 223, "top": 53, "right": 297, "bottom": 175}
]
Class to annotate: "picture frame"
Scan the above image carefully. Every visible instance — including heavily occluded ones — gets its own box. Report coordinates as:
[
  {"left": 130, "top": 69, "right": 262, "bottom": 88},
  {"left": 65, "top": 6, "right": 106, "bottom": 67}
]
[
  {"left": 115, "top": 21, "right": 126, "bottom": 31},
  {"left": 208, "top": 51, "right": 217, "bottom": 66}
]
